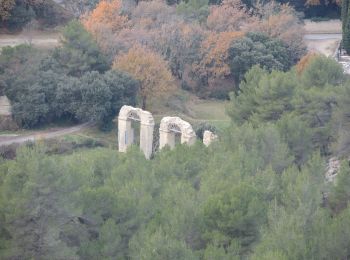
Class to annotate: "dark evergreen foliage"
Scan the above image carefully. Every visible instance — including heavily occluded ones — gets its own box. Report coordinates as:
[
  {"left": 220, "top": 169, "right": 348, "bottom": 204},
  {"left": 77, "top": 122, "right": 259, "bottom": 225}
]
[
  {"left": 0, "top": 22, "right": 138, "bottom": 128},
  {"left": 228, "top": 32, "right": 294, "bottom": 85}
]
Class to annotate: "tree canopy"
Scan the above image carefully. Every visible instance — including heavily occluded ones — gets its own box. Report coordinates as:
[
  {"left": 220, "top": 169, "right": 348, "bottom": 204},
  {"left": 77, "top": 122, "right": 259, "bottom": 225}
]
[{"left": 113, "top": 44, "right": 176, "bottom": 109}]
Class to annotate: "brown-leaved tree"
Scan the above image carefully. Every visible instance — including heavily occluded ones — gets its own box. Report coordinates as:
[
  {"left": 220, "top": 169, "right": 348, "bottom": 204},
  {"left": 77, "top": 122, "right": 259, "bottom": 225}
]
[
  {"left": 113, "top": 44, "right": 176, "bottom": 109},
  {"left": 82, "top": 0, "right": 129, "bottom": 36}
]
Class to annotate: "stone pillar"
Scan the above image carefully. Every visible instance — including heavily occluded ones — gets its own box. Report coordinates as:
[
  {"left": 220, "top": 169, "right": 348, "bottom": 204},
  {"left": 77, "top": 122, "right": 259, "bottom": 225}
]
[
  {"left": 0, "top": 96, "right": 12, "bottom": 116},
  {"left": 117, "top": 105, "right": 155, "bottom": 159},
  {"left": 159, "top": 129, "right": 176, "bottom": 150},
  {"left": 203, "top": 130, "right": 218, "bottom": 147},
  {"left": 159, "top": 116, "right": 196, "bottom": 150},
  {"left": 140, "top": 122, "right": 154, "bottom": 159},
  {"left": 118, "top": 118, "right": 133, "bottom": 153},
  {"left": 181, "top": 132, "right": 196, "bottom": 146}
]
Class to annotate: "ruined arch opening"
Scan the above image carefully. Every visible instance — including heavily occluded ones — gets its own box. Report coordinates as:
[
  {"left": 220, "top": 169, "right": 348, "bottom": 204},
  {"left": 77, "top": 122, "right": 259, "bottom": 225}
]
[
  {"left": 159, "top": 117, "right": 196, "bottom": 150},
  {"left": 118, "top": 105, "right": 154, "bottom": 159},
  {"left": 168, "top": 123, "right": 182, "bottom": 147},
  {"left": 128, "top": 111, "right": 141, "bottom": 146}
]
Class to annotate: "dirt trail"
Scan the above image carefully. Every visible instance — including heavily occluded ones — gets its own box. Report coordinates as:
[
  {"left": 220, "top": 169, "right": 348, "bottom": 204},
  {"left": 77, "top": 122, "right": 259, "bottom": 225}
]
[
  {"left": 0, "top": 123, "right": 91, "bottom": 146},
  {"left": 0, "top": 30, "right": 59, "bottom": 49},
  {"left": 304, "top": 19, "right": 341, "bottom": 34},
  {"left": 303, "top": 20, "right": 342, "bottom": 57}
]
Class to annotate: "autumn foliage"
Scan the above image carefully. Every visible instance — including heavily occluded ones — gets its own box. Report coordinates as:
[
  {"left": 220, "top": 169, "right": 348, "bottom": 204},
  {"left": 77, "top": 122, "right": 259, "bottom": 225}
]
[
  {"left": 296, "top": 52, "right": 319, "bottom": 74},
  {"left": 246, "top": 3, "right": 306, "bottom": 63},
  {"left": 196, "top": 31, "right": 245, "bottom": 79},
  {"left": 113, "top": 45, "right": 176, "bottom": 109},
  {"left": 207, "top": 0, "right": 255, "bottom": 32},
  {"left": 82, "top": 0, "right": 129, "bottom": 36},
  {"left": 79, "top": 0, "right": 306, "bottom": 100}
]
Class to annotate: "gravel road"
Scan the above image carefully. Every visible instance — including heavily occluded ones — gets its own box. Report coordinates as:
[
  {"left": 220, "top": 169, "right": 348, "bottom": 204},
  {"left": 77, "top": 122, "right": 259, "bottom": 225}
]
[{"left": 0, "top": 123, "right": 91, "bottom": 146}]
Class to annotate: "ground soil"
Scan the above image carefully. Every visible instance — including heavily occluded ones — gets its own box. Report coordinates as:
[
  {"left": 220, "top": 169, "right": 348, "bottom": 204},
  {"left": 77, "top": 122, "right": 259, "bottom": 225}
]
[
  {"left": 0, "top": 123, "right": 91, "bottom": 146},
  {"left": 0, "top": 30, "right": 59, "bottom": 49},
  {"left": 304, "top": 19, "right": 341, "bottom": 34},
  {"left": 303, "top": 19, "right": 342, "bottom": 56}
]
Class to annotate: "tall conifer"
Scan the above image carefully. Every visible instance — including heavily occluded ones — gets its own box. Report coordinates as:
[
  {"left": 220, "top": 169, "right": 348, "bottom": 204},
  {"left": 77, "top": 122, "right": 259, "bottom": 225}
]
[{"left": 342, "top": 0, "right": 350, "bottom": 53}]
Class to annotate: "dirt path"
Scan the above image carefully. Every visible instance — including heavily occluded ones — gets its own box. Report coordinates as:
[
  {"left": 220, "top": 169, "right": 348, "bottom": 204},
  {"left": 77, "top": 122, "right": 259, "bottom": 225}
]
[
  {"left": 0, "top": 30, "right": 59, "bottom": 49},
  {"left": 0, "top": 123, "right": 91, "bottom": 146},
  {"left": 303, "top": 19, "right": 342, "bottom": 57},
  {"left": 304, "top": 34, "right": 341, "bottom": 57},
  {"left": 304, "top": 19, "right": 341, "bottom": 34}
]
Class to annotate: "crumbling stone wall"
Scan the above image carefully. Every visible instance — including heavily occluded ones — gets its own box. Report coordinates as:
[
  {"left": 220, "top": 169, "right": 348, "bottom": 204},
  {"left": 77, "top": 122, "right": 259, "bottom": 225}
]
[
  {"left": 118, "top": 105, "right": 154, "bottom": 159},
  {"left": 159, "top": 116, "right": 196, "bottom": 150}
]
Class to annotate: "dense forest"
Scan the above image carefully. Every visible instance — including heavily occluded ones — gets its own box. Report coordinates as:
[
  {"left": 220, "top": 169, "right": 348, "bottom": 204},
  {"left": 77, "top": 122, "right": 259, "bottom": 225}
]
[
  {"left": 1, "top": 56, "right": 350, "bottom": 259},
  {"left": 1, "top": 0, "right": 350, "bottom": 259},
  {"left": 0, "top": 0, "right": 341, "bottom": 31},
  {"left": 1, "top": 0, "right": 308, "bottom": 129}
]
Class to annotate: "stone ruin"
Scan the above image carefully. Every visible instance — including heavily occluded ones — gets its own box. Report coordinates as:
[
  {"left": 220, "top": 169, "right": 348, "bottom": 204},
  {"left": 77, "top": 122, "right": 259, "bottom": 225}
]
[
  {"left": 0, "top": 96, "right": 12, "bottom": 116},
  {"left": 117, "top": 106, "right": 219, "bottom": 159},
  {"left": 0, "top": 95, "right": 18, "bottom": 131},
  {"left": 326, "top": 157, "right": 341, "bottom": 182},
  {"left": 118, "top": 105, "right": 155, "bottom": 159},
  {"left": 203, "top": 130, "right": 218, "bottom": 147},
  {"left": 159, "top": 116, "right": 196, "bottom": 150}
]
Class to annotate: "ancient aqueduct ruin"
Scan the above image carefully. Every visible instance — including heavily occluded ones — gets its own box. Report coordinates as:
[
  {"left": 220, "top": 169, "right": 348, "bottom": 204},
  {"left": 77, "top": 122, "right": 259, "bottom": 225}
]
[{"left": 117, "top": 105, "right": 217, "bottom": 159}]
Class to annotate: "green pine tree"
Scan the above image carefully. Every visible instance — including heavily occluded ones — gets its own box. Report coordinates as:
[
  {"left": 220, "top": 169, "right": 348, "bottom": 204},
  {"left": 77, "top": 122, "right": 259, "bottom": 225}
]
[{"left": 343, "top": 0, "right": 350, "bottom": 53}]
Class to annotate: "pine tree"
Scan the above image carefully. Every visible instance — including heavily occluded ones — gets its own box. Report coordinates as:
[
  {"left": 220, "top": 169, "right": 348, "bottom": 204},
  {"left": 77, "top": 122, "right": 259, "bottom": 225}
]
[{"left": 342, "top": 0, "right": 350, "bottom": 53}]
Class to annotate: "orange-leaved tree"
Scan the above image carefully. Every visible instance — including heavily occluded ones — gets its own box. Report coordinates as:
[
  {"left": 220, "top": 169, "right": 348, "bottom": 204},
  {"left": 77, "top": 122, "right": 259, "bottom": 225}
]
[
  {"left": 296, "top": 52, "right": 319, "bottom": 75},
  {"left": 207, "top": 0, "right": 255, "bottom": 32},
  {"left": 113, "top": 44, "right": 176, "bottom": 109},
  {"left": 195, "top": 31, "right": 244, "bottom": 79},
  {"left": 82, "top": 0, "right": 128, "bottom": 36}
]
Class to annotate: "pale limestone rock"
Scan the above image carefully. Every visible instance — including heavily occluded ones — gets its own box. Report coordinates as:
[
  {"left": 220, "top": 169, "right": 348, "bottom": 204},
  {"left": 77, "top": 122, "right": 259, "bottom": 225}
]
[
  {"left": 326, "top": 157, "right": 341, "bottom": 182},
  {"left": 118, "top": 105, "right": 154, "bottom": 159},
  {"left": 203, "top": 130, "right": 218, "bottom": 147},
  {"left": 0, "top": 96, "right": 12, "bottom": 116},
  {"left": 159, "top": 116, "right": 196, "bottom": 149}
]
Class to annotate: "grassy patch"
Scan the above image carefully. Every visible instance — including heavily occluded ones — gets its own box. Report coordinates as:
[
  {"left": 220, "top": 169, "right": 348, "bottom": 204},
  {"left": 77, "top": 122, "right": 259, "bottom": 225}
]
[
  {"left": 72, "top": 125, "right": 118, "bottom": 148},
  {"left": 151, "top": 91, "right": 231, "bottom": 132}
]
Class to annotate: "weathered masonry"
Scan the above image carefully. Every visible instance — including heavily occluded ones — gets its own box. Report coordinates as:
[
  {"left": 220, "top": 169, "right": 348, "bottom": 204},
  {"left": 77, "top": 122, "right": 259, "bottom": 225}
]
[
  {"left": 118, "top": 105, "right": 155, "bottom": 159},
  {"left": 159, "top": 116, "right": 196, "bottom": 149},
  {"left": 0, "top": 96, "right": 12, "bottom": 116},
  {"left": 117, "top": 106, "right": 218, "bottom": 159}
]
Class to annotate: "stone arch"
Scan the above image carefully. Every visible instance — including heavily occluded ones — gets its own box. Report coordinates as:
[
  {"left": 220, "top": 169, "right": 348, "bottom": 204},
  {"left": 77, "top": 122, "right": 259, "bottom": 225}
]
[
  {"left": 118, "top": 105, "right": 154, "bottom": 159},
  {"left": 159, "top": 117, "right": 196, "bottom": 149}
]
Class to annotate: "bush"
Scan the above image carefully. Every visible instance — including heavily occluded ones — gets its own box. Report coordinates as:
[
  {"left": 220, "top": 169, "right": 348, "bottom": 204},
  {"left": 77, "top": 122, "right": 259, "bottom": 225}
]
[
  {"left": 194, "top": 122, "right": 218, "bottom": 140},
  {"left": 0, "top": 0, "right": 72, "bottom": 31},
  {"left": 0, "top": 22, "right": 138, "bottom": 129},
  {"left": 0, "top": 116, "right": 19, "bottom": 131},
  {"left": 4, "top": 2, "right": 35, "bottom": 31},
  {"left": 228, "top": 32, "right": 293, "bottom": 85}
]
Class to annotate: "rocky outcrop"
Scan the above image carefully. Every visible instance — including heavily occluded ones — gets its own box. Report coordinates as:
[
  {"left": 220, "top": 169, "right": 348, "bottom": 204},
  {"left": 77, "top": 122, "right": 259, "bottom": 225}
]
[
  {"left": 326, "top": 157, "right": 341, "bottom": 182},
  {"left": 203, "top": 130, "right": 218, "bottom": 147},
  {"left": 0, "top": 96, "right": 11, "bottom": 116}
]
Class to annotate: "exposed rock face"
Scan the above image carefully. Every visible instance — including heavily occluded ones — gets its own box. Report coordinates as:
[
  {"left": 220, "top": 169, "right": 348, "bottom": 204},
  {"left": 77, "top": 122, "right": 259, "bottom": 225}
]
[
  {"left": 326, "top": 157, "right": 341, "bottom": 182},
  {"left": 0, "top": 96, "right": 12, "bottom": 116},
  {"left": 159, "top": 116, "right": 196, "bottom": 150},
  {"left": 203, "top": 130, "right": 218, "bottom": 147},
  {"left": 118, "top": 105, "right": 155, "bottom": 159},
  {"left": 0, "top": 96, "right": 17, "bottom": 130}
]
